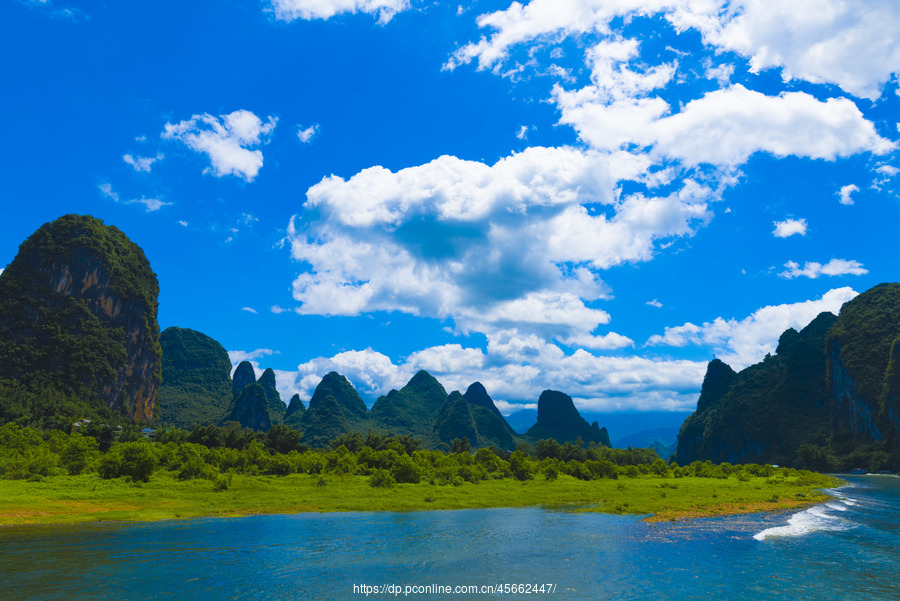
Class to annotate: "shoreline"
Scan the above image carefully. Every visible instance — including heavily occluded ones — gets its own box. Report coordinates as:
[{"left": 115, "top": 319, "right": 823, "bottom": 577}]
[{"left": 0, "top": 472, "right": 843, "bottom": 528}]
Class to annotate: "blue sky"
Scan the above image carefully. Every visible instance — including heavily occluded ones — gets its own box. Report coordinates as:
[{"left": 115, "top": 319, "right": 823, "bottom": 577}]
[{"left": 2, "top": 0, "right": 899, "bottom": 426}]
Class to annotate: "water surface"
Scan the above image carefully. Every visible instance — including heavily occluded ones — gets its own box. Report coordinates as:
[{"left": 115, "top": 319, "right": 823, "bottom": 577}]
[{"left": 2, "top": 476, "right": 898, "bottom": 600}]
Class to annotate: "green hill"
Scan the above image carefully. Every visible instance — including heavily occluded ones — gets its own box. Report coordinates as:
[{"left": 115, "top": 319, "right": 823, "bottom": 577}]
[
  {"left": 156, "top": 327, "right": 232, "bottom": 428},
  {"left": 369, "top": 370, "right": 448, "bottom": 439}
]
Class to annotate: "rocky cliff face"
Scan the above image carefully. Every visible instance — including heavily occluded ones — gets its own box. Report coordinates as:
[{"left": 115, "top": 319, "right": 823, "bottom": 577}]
[
  {"left": 462, "top": 382, "right": 519, "bottom": 450},
  {"left": 0, "top": 214, "right": 161, "bottom": 423}
]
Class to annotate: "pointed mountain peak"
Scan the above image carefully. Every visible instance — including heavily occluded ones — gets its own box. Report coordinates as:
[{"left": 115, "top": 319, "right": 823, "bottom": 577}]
[
  {"left": 696, "top": 359, "right": 737, "bottom": 413},
  {"left": 285, "top": 393, "right": 306, "bottom": 422},
  {"left": 258, "top": 367, "right": 277, "bottom": 387},
  {"left": 463, "top": 381, "right": 494, "bottom": 409},
  {"left": 232, "top": 361, "right": 257, "bottom": 398},
  {"left": 309, "top": 371, "right": 367, "bottom": 419}
]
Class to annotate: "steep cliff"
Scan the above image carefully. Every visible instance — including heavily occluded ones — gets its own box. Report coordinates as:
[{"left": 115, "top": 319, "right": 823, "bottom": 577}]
[
  {"left": 232, "top": 361, "right": 256, "bottom": 400},
  {"left": 674, "top": 312, "right": 836, "bottom": 466},
  {"left": 157, "top": 327, "right": 232, "bottom": 428},
  {"left": 826, "top": 283, "right": 900, "bottom": 440},
  {"left": 0, "top": 214, "right": 161, "bottom": 426}
]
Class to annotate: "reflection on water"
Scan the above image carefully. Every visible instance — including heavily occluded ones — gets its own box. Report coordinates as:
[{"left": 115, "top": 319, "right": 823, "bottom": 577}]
[{"left": 1, "top": 477, "right": 899, "bottom": 600}]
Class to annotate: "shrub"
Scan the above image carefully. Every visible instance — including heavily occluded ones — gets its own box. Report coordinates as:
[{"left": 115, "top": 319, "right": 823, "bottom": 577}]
[{"left": 369, "top": 468, "right": 395, "bottom": 488}]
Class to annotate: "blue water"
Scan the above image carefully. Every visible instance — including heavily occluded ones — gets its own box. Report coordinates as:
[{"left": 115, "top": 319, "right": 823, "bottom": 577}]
[{"left": 1, "top": 476, "right": 898, "bottom": 600}]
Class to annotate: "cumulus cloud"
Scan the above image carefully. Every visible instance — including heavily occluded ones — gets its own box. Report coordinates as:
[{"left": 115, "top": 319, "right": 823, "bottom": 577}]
[
  {"left": 556, "top": 81, "right": 894, "bottom": 165},
  {"left": 274, "top": 332, "right": 706, "bottom": 412},
  {"left": 98, "top": 182, "right": 170, "bottom": 212},
  {"left": 678, "top": 0, "right": 900, "bottom": 100},
  {"left": 123, "top": 153, "right": 163, "bottom": 172},
  {"left": 773, "top": 218, "right": 807, "bottom": 238},
  {"left": 287, "top": 146, "right": 711, "bottom": 341},
  {"left": 451, "top": 0, "right": 900, "bottom": 99},
  {"left": 162, "top": 110, "right": 277, "bottom": 182},
  {"left": 269, "top": 0, "right": 409, "bottom": 24},
  {"left": 647, "top": 287, "right": 858, "bottom": 368},
  {"left": 839, "top": 184, "right": 859, "bottom": 205},
  {"left": 779, "top": 259, "right": 868, "bottom": 280}
]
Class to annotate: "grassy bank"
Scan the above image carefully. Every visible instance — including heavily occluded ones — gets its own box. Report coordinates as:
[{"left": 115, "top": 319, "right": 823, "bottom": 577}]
[{"left": 0, "top": 471, "right": 842, "bottom": 527}]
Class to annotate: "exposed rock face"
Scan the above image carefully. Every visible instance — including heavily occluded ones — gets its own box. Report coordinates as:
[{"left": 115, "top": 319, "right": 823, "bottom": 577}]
[
  {"left": 826, "top": 283, "right": 900, "bottom": 440},
  {"left": 523, "top": 390, "right": 609, "bottom": 446},
  {"left": 157, "top": 327, "right": 232, "bottom": 428},
  {"left": 226, "top": 383, "right": 271, "bottom": 431},
  {"left": 0, "top": 214, "right": 161, "bottom": 423},
  {"left": 433, "top": 391, "right": 478, "bottom": 447},
  {"left": 257, "top": 368, "right": 285, "bottom": 425},
  {"left": 309, "top": 371, "right": 368, "bottom": 421},
  {"left": 284, "top": 393, "right": 306, "bottom": 426},
  {"left": 695, "top": 359, "right": 737, "bottom": 413}
]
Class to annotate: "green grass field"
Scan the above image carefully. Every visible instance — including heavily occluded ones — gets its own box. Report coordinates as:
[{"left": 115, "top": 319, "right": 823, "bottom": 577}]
[{"left": 0, "top": 471, "right": 843, "bottom": 527}]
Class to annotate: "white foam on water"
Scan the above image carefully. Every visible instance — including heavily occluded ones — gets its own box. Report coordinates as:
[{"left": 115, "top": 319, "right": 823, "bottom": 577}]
[
  {"left": 825, "top": 502, "right": 848, "bottom": 511},
  {"left": 753, "top": 504, "right": 853, "bottom": 541}
]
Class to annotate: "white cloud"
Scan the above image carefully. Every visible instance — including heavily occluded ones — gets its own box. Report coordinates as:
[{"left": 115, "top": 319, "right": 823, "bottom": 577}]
[
  {"left": 647, "top": 287, "right": 859, "bottom": 369},
  {"left": 877, "top": 165, "right": 899, "bottom": 177},
  {"left": 679, "top": 0, "right": 900, "bottom": 100},
  {"left": 275, "top": 332, "right": 707, "bottom": 411},
  {"left": 779, "top": 259, "right": 868, "bottom": 280},
  {"left": 162, "top": 110, "right": 277, "bottom": 182},
  {"left": 98, "top": 182, "right": 170, "bottom": 212},
  {"left": 178, "top": 220, "right": 188, "bottom": 227},
  {"left": 646, "top": 299, "right": 663, "bottom": 308},
  {"left": 839, "top": 184, "right": 859, "bottom": 205},
  {"left": 451, "top": 0, "right": 900, "bottom": 99},
  {"left": 269, "top": 0, "right": 409, "bottom": 24},
  {"left": 287, "top": 146, "right": 711, "bottom": 341},
  {"left": 557, "top": 331, "right": 634, "bottom": 350},
  {"left": 773, "top": 218, "right": 807, "bottom": 238},
  {"left": 516, "top": 125, "right": 530, "bottom": 140},
  {"left": 123, "top": 153, "right": 163, "bottom": 172},
  {"left": 227, "top": 348, "right": 279, "bottom": 380},
  {"left": 297, "top": 124, "right": 318, "bottom": 143},
  {"left": 241, "top": 307, "right": 259, "bottom": 314},
  {"left": 557, "top": 82, "right": 895, "bottom": 165}
]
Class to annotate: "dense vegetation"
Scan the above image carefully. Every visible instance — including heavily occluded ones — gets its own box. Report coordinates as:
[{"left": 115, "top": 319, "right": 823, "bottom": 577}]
[
  {"left": 156, "top": 327, "right": 233, "bottom": 429},
  {"left": 676, "top": 284, "right": 900, "bottom": 471},
  {"left": 0, "top": 214, "right": 161, "bottom": 427},
  {"left": 0, "top": 422, "right": 837, "bottom": 526}
]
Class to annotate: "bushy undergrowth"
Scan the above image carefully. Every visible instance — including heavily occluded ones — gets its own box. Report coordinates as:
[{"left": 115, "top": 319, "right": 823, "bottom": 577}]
[{"left": 0, "top": 422, "right": 830, "bottom": 487}]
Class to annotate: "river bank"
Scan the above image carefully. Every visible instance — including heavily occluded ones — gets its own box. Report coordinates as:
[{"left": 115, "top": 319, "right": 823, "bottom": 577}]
[{"left": 0, "top": 471, "right": 841, "bottom": 527}]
